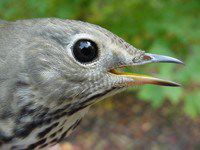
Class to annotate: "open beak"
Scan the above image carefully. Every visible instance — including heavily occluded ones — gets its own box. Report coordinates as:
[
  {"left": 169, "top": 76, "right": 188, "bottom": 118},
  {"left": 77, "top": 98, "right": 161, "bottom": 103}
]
[{"left": 110, "top": 53, "right": 184, "bottom": 87}]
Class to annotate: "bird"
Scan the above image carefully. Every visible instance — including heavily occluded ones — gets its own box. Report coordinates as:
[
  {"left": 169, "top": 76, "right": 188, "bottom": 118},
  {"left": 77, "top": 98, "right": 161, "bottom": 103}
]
[{"left": 0, "top": 18, "right": 183, "bottom": 149}]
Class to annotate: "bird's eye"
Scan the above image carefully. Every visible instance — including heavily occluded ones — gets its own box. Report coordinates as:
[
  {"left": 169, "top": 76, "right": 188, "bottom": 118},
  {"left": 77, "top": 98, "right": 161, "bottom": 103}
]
[{"left": 72, "top": 39, "right": 99, "bottom": 63}]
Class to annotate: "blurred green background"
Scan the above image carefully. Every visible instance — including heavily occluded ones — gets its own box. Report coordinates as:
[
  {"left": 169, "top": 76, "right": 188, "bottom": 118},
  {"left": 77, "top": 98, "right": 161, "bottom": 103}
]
[{"left": 0, "top": 0, "right": 200, "bottom": 149}]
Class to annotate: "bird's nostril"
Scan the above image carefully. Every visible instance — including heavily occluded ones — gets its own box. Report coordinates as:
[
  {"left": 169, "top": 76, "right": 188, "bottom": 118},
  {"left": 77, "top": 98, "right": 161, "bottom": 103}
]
[{"left": 143, "top": 55, "right": 152, "bottom": 61}]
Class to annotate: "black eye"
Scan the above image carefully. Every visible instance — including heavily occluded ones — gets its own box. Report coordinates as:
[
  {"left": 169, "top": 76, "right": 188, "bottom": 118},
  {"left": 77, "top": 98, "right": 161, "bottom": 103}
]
[{"left": 72, "top": 39, "right": 99, "bottom": 63}]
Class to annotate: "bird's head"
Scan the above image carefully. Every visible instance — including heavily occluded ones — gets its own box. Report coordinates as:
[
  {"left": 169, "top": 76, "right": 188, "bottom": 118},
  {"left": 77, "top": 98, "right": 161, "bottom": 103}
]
[{"left": 26, "top": 19, "right": 183, "bottom": 107}]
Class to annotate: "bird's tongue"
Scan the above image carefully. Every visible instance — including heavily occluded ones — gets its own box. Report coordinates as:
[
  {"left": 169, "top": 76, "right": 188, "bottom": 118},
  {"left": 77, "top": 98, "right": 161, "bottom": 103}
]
[{"left": 109, "top": 69, "right": 181, "bottom": 87}]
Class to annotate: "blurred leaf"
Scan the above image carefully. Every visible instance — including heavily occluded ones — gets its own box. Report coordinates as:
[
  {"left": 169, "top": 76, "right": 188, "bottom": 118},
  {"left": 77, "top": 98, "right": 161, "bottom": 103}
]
[
  {"left": 138, "top": 86, "right": 164, "bottom": 108},
  {"left": 164, "top": 88, "right": 183, "bottom": 104},
  {"left": 184, "top": 91, "right": 200, "bottom": 118}
]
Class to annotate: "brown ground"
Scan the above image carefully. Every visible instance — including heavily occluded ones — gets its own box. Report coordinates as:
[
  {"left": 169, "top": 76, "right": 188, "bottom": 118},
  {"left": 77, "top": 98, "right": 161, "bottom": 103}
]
[{"left": 60, "top": 93, "right": 200, "bottom": 150}]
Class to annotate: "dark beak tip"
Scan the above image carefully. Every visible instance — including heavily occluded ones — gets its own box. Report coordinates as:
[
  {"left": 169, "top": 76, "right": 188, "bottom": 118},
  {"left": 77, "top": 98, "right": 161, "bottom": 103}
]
[
  {"left": 167, "top": 82, "right": 182, "bottom": 87},
  {"left": 172, "top": 83, "right": 182, "bottom": 87},
  {"left": 173, "top": 59, "right": 185, "bottom": 66},
  {"left": 144, "top": 53, "right": 185, "bottom": 66},
  {"left": 179, "top": 61, "right": 185, "bottom": 66}
]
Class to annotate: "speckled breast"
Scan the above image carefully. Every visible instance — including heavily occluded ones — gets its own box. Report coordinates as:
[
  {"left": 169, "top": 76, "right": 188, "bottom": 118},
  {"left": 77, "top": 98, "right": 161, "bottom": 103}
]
[{"left": 2, "top": 107, "right": 90, "bottom": 150}]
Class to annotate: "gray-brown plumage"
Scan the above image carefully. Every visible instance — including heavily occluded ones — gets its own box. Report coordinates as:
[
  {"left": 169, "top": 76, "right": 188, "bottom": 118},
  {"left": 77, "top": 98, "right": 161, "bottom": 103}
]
[{"left": 0, "top": 18, "right": 183, "bottom": 149}]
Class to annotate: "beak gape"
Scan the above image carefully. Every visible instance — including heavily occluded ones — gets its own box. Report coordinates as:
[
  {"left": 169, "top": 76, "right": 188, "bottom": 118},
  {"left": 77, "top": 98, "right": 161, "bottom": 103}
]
[{"left": 111, "top": 53, "right": 184, "bottom": 87}]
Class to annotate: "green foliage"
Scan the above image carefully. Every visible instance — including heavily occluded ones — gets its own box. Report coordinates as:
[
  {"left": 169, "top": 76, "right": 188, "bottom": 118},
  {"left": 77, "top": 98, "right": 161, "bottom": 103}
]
[{"left": 0, "top": 0, "right": 199, "bottom": 117}]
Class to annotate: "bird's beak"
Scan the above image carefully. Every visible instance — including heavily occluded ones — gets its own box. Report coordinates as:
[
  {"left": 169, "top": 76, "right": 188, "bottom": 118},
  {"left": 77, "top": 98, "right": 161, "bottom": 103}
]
[{"left": 110, "top": 53, "right": 184, "bottom": 87}]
